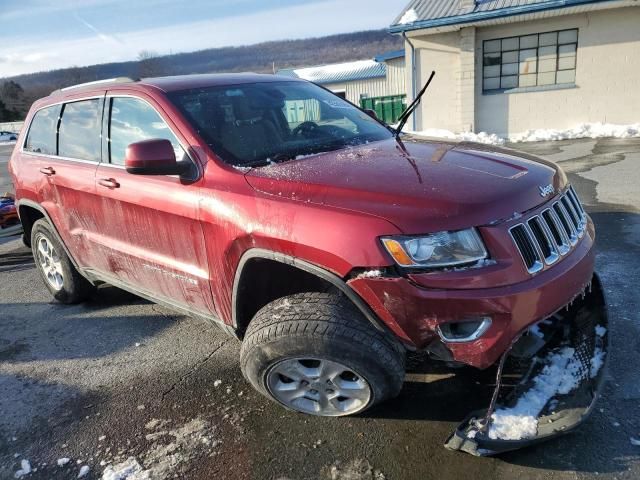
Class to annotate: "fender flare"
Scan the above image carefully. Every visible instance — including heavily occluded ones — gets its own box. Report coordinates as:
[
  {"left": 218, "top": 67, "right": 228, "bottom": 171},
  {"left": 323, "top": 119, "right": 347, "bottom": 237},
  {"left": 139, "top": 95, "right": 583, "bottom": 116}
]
[
  {"left": 16, "top": 199, "right": 83, "bottom": 272},
  {"left": 231, "top": 248, "right": 390, "bottom": 335}
]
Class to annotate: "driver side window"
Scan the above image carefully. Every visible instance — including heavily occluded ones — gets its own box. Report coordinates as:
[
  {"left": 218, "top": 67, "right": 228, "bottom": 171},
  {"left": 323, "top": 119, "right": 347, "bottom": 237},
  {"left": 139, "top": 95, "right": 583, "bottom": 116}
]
[{"left": 108, "top": 97, "right": 186, "bottom": 165}]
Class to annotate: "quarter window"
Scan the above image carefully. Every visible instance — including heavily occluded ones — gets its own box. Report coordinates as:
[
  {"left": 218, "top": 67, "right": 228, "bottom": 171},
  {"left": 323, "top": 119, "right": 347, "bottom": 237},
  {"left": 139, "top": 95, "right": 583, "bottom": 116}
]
[
  {"left": 483, "top": 28, "right": 578, "bottom": 92},
  {"left": 58, "top": 99, "right": 102, "bottom": 161},
  {"left": 108, "top": 97, "right": 185, "bottom": 165},
  {"left": 24, "top": 105, "right": 61, "bottom": 155}
]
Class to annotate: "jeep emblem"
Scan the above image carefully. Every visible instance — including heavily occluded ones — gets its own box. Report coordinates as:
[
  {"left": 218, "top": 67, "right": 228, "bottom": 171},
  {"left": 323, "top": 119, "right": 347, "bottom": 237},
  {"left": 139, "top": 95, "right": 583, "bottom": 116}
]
[{"left": 539, "top": 184, "right": 554, "bottom": 197}]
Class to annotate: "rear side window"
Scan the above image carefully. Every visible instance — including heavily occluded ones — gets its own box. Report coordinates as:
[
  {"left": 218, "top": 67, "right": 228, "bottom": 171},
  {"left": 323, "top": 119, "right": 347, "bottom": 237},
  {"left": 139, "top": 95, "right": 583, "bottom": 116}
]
[
  {"left": 59, "top": 99, "right": 102, "bottom": 161},
  {"left": 24, "top": 105, "right": 61, "bottom": 155},
  {"left": 108, "top": 97, "right": 185, "bottom": 165}
]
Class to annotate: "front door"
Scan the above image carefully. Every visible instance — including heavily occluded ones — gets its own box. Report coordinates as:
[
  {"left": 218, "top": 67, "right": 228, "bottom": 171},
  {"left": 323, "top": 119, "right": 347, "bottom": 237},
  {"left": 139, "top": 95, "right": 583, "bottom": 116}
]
[{"left": 91, "top": 93, "right": 214, "bottom": 316}]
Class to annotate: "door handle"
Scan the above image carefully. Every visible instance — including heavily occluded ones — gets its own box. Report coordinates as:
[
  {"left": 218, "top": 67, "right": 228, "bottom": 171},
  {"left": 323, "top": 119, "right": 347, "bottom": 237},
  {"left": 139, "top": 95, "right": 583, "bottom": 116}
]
[
  {"left": 98, "top": 178, "right": 120, "bottom": 189},
  {"left": 39, "top": 167, "right": 55, "bottom": 176}
]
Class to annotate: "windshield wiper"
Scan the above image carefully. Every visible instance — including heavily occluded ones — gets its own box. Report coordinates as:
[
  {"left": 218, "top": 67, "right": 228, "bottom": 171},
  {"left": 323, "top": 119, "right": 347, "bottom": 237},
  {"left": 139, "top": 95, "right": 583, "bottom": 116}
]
[{"left": 394, "top": 71, "right": 436, "bottom": 139}]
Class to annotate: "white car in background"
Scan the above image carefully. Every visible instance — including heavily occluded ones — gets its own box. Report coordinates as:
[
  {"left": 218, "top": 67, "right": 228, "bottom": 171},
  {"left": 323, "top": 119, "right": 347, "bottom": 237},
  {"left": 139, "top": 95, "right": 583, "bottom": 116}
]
[{"left": 0, "top": 131, "right": 18, "bottom": 142}]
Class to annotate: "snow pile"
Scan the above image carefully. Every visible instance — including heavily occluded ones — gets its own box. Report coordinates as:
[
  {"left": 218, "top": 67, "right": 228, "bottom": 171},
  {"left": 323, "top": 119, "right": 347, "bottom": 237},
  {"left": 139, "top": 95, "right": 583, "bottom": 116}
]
[
  {"left": 14, "top": 459, "right": 31, "bottom": 478},
  {"left": 0, "top": 140, "right": 17, "bottom": 145},
  {"left": 102, "top": 457, "right": 147, "bottom": 480},
  {"left": 487, "top": 332, "right": 607, "bottom": 441},
  {"left": 510, "top": 122, "right": 640, "bottom": 143},
  {"left": 78, "top": 465, "right": 90, "bottom": 478},
  {"left": 398, "top": 8, "right": 418, "bottom": 24},
  {"left": 406, "top": 128, "right": 505, "bottom": 145},
  {"left": 404, "top": 122, "right": 640, "bottom": 145},
  {"left": 57, "top": 458, "right": 71, "bottom": 467},
  {"left": 488, "top": 347, "right": 583, "bottom": 440},
  {"left": 102, "top": 417, "right": 215, "bottom": 479}
]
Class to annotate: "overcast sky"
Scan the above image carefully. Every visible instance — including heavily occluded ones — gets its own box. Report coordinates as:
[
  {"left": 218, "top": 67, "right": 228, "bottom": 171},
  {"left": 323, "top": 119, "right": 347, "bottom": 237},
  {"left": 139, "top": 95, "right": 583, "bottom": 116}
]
[{"left": 0, "top": 0, "right": 406, "bottom": 78}]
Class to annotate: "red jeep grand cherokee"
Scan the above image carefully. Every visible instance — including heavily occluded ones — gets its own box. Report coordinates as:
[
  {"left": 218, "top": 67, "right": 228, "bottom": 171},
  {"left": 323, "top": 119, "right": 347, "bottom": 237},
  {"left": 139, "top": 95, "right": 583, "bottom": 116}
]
[{"left": 9, "top": 74, "right": 607, "bottom": 455}]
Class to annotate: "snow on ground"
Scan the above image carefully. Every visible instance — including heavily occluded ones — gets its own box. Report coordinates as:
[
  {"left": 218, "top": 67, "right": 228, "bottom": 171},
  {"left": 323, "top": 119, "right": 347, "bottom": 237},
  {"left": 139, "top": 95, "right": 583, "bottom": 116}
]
[
  {"left": 510, "top": 123, "right": 640, "bottom": 143},
  {"left": 398, "top": 8, "right": 418, "bottom": 25},
  {"left": 0, "top": 140, "right": 16, "bottom": 145},
  {"left": 405, "top": 122, "right": 640, "bottom": 146},
  {"left": 405, "top": 128, "right": 505, "bottom": 145},
  {"left": 101, "top": 457, "right": 146, "bottom": 480},
  {"left": 100, "top": 417, "right": 214, "bottom": 479},
  {"left": 14, "top": 459, "right": 31, "bottom": 478}
]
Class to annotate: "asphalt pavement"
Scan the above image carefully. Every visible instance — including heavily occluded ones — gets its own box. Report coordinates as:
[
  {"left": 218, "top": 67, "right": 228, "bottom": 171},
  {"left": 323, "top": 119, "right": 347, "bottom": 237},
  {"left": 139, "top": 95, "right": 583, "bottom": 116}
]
[{"left": 0, "top": 138, "right": 639, "bottom": 480}]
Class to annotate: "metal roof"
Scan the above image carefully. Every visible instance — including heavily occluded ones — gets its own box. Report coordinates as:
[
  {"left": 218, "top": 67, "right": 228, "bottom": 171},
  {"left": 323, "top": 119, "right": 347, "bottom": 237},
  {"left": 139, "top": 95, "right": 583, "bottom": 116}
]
[
  {"left": 374, "top": 50, "right": 405, "bottom": 62},
  {"left": 276, "top": 59, "right": 386, "bottom": 85},
  {"left": 390, "top": 0, "right": 618, "bottom": 32}
]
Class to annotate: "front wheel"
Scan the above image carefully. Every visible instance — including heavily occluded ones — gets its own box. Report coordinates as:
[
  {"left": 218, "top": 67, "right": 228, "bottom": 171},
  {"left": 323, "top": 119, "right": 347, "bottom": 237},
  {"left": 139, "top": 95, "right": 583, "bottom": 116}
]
[{"left": 240, "top": 292, "right": 405, "bottom": 416}]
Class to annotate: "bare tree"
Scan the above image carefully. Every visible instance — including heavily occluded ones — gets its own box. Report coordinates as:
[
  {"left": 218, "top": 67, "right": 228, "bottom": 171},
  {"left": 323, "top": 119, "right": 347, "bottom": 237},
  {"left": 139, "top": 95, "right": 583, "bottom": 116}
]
[{"left": 136, "top": 50, "right": 167, "bottom": 78}]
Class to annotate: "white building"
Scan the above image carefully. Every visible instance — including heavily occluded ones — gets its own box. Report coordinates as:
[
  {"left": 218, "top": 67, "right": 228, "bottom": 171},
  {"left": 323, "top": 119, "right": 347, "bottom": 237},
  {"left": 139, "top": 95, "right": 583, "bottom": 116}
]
[
  {"left": 390, "top": 0, "right": 640, "bottom": 137},
  {"left": 277, "top": 51, "right": 407, "bottom": 124}
]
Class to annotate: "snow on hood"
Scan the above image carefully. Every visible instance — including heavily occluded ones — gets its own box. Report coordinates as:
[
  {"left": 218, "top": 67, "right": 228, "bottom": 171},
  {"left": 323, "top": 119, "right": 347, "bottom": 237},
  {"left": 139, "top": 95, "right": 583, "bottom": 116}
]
[{"left": 245, "top": 137, "right": 564, "bottom": 234}]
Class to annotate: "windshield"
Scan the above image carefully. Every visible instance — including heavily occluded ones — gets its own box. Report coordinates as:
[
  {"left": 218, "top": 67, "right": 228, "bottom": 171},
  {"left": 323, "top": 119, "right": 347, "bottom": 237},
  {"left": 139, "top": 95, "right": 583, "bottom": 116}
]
[{"left": 168, "top": 81, "right": 393, "bottom": 167}]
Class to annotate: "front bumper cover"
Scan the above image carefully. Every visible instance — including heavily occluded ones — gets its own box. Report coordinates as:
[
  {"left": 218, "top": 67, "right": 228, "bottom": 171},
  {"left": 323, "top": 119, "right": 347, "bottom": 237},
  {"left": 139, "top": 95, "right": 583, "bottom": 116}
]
[{"left": 445, "top": 273, "right": 608, "bottom": 456}]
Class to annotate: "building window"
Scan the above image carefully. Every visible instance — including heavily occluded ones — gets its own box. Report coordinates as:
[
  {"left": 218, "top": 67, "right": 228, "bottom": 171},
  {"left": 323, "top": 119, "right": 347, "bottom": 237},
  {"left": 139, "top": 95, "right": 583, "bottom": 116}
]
[{"left": 483, "top": 28, "right": 578, "bottom": 92}]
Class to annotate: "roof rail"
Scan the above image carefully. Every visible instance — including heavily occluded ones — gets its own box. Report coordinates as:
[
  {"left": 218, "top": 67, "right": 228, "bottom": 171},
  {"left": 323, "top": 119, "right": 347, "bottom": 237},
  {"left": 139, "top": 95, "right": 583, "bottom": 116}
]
[{"left": 51, "top": 77, "right": 136, "bottom": 95}]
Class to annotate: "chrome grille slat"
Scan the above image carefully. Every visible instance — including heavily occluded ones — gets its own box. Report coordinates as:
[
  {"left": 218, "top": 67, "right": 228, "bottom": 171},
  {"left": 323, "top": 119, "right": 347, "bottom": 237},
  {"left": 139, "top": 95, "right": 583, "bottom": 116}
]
[
  {"left": 510, "top": 187, "right": 587, "bottom": 274},
  {"left": 543, "top": 208, "right": 571, "bottom": 255}
]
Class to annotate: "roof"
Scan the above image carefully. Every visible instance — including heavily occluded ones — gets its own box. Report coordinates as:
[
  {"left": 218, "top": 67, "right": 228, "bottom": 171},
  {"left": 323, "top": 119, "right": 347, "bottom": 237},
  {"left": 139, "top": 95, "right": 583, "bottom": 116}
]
[
  {"left": 390, "top": 0, "right": 618, "bottom": 32},
  {"left": 276, "top": 59, "right": 386, "bottom": 85},
  {"left": 374, "top": 50, "right": 405, "bottom": 62},
  {"left": 139, "top": 73, "right": 302, "bottom": 92},
  {"left": 48, "top": 73, "right": 300, "bottom": 99}
]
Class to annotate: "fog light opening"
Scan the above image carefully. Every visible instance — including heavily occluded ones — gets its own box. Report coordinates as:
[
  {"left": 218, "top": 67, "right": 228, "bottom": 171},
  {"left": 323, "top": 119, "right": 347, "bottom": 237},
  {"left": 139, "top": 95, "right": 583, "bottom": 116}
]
[{"left": 438, "top": 318, "right": 492, "bottom": 343}]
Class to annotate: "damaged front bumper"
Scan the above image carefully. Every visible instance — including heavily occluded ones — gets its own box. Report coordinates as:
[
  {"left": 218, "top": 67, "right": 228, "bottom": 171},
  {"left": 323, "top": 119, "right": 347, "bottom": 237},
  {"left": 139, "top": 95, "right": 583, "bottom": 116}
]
[{"left": 445, "top": 274, "right": 608, "bottom": 456}]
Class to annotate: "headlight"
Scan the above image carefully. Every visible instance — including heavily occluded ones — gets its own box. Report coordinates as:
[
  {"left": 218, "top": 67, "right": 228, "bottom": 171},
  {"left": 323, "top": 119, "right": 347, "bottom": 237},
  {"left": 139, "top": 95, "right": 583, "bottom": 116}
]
[{"left": 381, "top": 228, "right": 488, "bottom": 268}]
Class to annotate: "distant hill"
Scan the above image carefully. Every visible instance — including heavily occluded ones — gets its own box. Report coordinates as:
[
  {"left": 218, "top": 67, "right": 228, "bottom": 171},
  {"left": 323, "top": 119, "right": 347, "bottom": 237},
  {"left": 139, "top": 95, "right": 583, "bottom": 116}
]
[{"left": 5, "top": 29, "right": 401, "bottom": 95}]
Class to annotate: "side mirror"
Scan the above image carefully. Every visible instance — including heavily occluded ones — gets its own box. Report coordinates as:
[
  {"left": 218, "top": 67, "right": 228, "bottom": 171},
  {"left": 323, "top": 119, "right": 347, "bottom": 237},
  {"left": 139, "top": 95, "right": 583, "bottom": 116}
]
[
  {"left": 364, "top": 108, "right": 379, "bottom": 121},
  {"left": 125, "top": 139, "right": 187, "bottom": 175}
]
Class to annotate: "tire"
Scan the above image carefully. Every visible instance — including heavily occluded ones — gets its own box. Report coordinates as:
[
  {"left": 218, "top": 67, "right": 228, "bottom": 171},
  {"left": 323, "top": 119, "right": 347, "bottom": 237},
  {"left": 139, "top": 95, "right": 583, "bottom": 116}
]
[
  {"left": 31, "top": 219, "right": 95, "bottom": 303},
  {"left": 240, "top": 292, "right": 405, "bottom": 416}
]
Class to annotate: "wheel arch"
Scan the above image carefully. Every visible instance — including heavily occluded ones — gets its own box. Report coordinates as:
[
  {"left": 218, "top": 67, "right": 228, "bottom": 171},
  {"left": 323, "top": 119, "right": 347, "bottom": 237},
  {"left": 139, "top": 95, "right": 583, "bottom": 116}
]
[
  {"left": 17, "top": 199, "right": 82, "bottom": 271},
  {"left": 232, "top": 248, "right": 390, "bottom": 338}
]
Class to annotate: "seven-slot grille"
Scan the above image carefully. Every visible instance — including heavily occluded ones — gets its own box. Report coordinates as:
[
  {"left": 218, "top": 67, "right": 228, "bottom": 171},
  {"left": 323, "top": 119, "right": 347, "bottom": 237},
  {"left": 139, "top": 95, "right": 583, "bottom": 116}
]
[{"left": 509, "top": 186, "right": 587, "bottom": 274}]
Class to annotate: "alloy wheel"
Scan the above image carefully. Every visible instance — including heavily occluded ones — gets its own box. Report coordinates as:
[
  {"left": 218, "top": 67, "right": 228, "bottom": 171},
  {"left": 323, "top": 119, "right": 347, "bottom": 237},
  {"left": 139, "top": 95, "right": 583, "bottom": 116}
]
[
  {"left": 266, "top": 357, "right": 372, "bottom": 416},
  {"left": 35, "top": 234, "right": 64, "bottom": 291}
]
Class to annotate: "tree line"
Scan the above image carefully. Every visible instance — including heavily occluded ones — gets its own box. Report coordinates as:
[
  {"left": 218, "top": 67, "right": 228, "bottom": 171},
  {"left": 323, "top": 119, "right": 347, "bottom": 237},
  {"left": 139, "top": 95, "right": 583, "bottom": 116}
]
[{"left": 0, "top": 29, "right": 402, "bottom": 122}]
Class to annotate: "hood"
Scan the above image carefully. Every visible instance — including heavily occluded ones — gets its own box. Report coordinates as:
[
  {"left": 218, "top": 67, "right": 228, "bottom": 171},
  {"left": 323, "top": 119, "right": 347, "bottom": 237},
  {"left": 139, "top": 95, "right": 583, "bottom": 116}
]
[{"left": 244, "top": 137, "right": 565, "bottom": 234}]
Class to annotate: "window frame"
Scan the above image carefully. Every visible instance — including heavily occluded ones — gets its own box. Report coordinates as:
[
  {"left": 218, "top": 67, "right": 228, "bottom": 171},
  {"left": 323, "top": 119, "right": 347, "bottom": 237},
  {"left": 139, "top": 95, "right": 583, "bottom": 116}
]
[
  {"left": 22, "top": 103, "right": 62, "bottom": 156},
  {"left": 57, "top": 97, "right": 105, "bottom": 163},
  {"left": 21, "top": 95, "right": 106, "bottom": 165},
  {"left": 482, "top": 28, "right": 578, "bottom": 94},
  {"left": 103, "top": 94, "right": 199, "bottom": 178}
]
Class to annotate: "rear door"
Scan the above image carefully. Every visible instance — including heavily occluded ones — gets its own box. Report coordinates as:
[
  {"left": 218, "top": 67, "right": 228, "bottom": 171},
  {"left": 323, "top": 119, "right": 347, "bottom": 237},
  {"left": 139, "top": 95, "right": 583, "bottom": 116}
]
[
  {"left": 92, "top": 93, "right": 214, "bottom": 315},
  {"left": 21, "top": 97, "right": 103, "bottom": 268}
]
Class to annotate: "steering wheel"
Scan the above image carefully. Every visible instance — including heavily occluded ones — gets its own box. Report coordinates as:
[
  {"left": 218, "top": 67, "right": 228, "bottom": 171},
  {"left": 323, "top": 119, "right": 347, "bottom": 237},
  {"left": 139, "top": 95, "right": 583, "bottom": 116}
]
[{"left": 291, "top": 121, "right": 319, "bottom": 138}]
